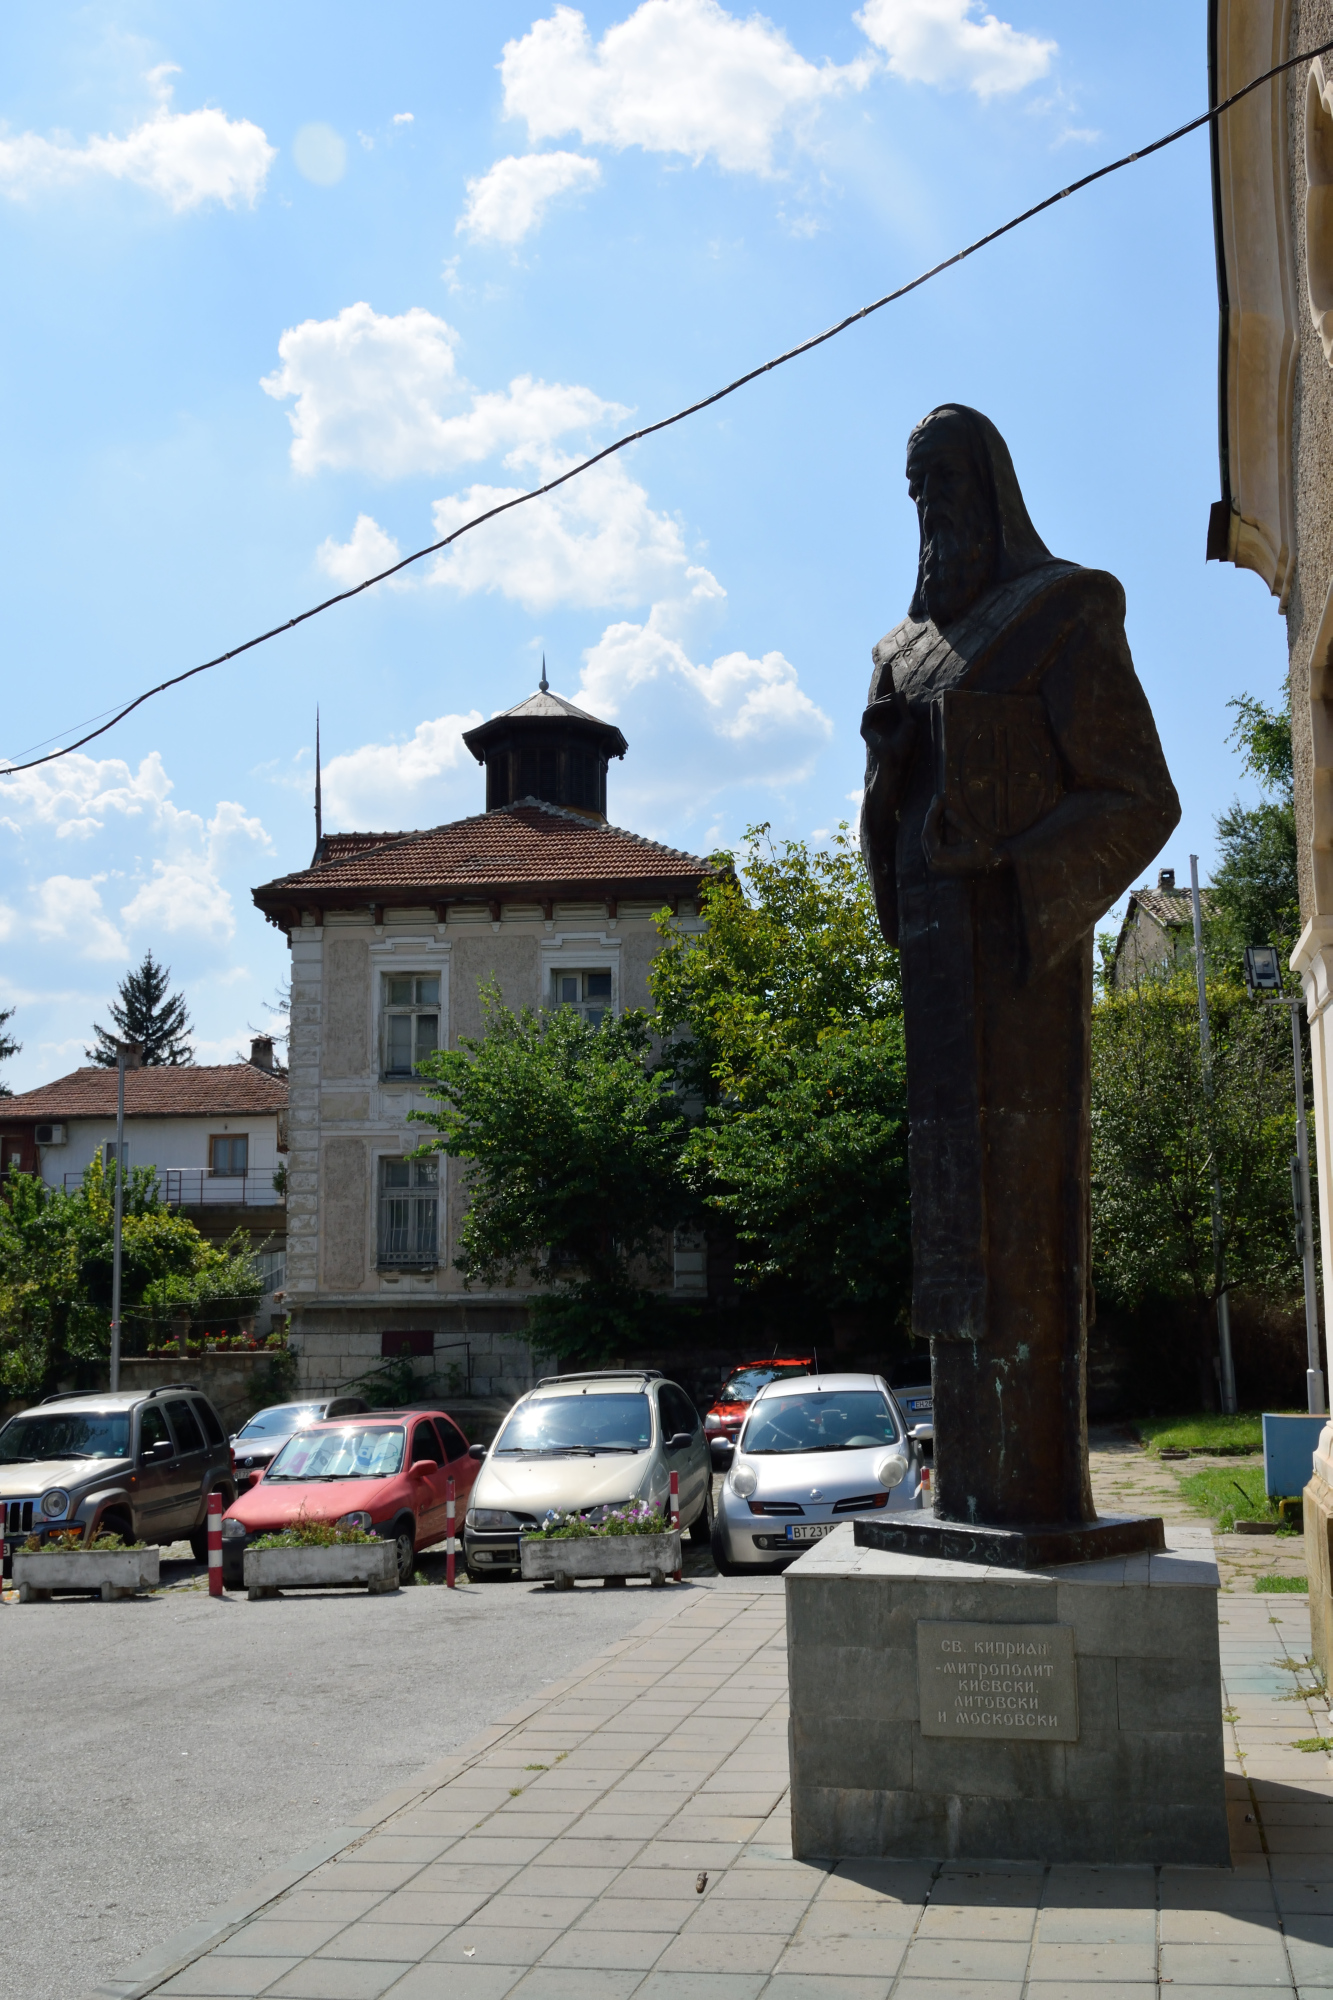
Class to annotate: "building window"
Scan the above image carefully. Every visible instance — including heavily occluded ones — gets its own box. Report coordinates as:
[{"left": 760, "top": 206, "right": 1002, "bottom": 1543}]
[
  {"left": 102, "top": 1141, "right": 128, "bottom": 1172},
  {"left": 378, "top": 1157, "right": 438, "bottom": 1268},
  {"left": 210, "top": 1135, "right": 249, "bottom": 1177},
  {"left": 383, "top": 974, "right": 440, "bottom": 1077},
  {"left": 551, "top": 969, "right": 613, "bottom": 1028}
]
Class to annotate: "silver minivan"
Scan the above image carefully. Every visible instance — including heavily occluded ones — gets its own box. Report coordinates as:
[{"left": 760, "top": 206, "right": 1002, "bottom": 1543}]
[{"left": 463, "top": 1368, "right": 713, "bottom": 1577}]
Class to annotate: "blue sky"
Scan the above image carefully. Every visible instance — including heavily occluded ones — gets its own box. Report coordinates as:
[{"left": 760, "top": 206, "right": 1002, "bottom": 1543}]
[{"left": 0, "top": 0, "right": 1290, "bottom": 1089}]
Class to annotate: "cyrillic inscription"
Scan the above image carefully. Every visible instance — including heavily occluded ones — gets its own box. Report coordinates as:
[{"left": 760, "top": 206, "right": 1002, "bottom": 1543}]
[{"left": 917, "top": 1621, "right": 1078, "bottom": 1741}]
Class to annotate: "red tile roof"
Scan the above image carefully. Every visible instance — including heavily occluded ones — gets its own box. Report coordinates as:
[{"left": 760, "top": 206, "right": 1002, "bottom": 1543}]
[
  {"left": 0, "top": 1065, "right": 288, "bottom": 1121},
  {"left": 253, "top": 799, "right": 710, "bottom": 911}
]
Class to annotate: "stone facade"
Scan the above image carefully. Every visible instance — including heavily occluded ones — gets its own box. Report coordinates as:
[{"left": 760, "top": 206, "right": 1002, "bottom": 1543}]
[{"left": 785, "top": 1521, "right": 1229, "bottom": 1866}]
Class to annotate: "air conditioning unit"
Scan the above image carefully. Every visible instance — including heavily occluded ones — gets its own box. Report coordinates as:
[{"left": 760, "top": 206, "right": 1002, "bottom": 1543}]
[{"left": 34, "top": 1124, "right": 66, "bottom": 1146}]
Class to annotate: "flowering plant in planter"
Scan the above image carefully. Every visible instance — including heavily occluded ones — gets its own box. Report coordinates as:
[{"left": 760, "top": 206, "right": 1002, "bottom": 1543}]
[
  {"left": 530, "top": 1501, "right": 669, "bottom": 1540},
  {"left": 250, "top": 1521, "right": 378, "bottom": 1550}
]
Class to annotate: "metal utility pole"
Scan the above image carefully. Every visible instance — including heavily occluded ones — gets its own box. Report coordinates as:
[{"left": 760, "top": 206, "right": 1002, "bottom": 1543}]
[
  {"left": 109, "top": 1040, "right": 133, "bottom": 1392},
  {"left": 1190, "top": 855, "right": 1237, "bottom": 1413}
]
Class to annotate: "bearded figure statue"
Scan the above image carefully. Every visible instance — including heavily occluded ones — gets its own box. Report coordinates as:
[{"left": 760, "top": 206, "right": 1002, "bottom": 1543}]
[{"left": 860, "top": 404, "right": 1180, "bottom": 1560}]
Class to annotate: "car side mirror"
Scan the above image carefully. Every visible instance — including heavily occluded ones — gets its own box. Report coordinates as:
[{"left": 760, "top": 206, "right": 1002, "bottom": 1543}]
[
  {"left": 666, "top": 1431, "right": 693, "bottom": 1452},
  {"left": 143, "top": 1439, "right": 174, "bottom": 1463},
  {"left": 710, "top": 1441, "right": 734, "bottom": 1469},
  {"left": 910, "top": 1423, "right": 934, "bottom": 1443},
  {"left": 468, "top": 1442, "right": 487, "bottom": 1461},
  {"left": 410, "top": 1459, "right": 435, "bottom": 1477}
]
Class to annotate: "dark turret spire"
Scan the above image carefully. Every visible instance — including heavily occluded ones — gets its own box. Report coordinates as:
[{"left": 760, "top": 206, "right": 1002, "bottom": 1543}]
[
  {"left": 314, "top": 708, "right": 323, "bottom": 854},
  {"left": 539, "top": 654, "right": 549, "bottom": 693}
]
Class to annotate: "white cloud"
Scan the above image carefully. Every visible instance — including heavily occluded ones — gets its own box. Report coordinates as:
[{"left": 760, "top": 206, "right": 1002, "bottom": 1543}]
[
  {"left": 393, "top": 112, "right": 415, "bottom": 125},
  {"left": 316, "top": 513, "right": 404, "bottom": 586},
  {"left": 0, "top": 750, "right": 174, "bottom": 840},
  {"left": 856, "top": 0, "right": 1054, "bottom": 98},
  {"left": 322, "top": 711, "right": 485, "bottom": 828},
  {"left": 458, "top": 150, "right": 602, "bottom": 244},
  {"left": 206, "top": 800, "right": 272, "bottom": 867},
  {"left": 292, "top": 122, "right": 346, "bottom": 185},
  {"left": 30, "top": 877, "right": 126, "bottom": 959},
  {"left": 500, "top": 0, "right": 870, "bottom": 174},
  {"left": 120, "top": 859, "right": 236, "bottom": 939},
  {"left": 0, "top": 67, "right": 275, "bottom": 211},
  {"left": 429, "top": 454, "right": 702, "bottom": 612},
  {"left": 262, "top": 301, "right": 621, "bottom": 478}
]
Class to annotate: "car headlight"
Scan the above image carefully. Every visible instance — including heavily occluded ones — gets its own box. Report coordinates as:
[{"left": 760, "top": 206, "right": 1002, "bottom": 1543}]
[
  {"left": 874, "top": 1450, "right": 910, "bottom": 1490},
  {"left": 40, "top": 1489, "right": 69, "bottom": 1519},
  {"left": 704, "top": 1413, "right": 721, "bottom": 1432},
  {"left": 728, "top": 1463, "right": 758, "bottom": 1498},
  {"left": 220, "top": 1517, "right": 248, "bottom": 1541},
  {"left": 337, "top": 1511, "right": 373, "bottom": 1531},
  {"left": 467, "top": 1509, "right": 523, "bottom": 1529}
]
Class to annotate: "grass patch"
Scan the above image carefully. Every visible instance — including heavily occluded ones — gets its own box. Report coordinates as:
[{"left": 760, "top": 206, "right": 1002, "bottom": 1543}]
[
  {"left": 1134, "top": 1413, "right": 1268, "bottom": 1455},
  {"left": 1294, "top": 1737, "right": 1333, "bottom": 1752},
  {"left": 1256, "top": 1574, "right": 1310, "bottom": 1593},
  {"left": 1177, "top": 1464, "right": 1294, "bottom": 1534}
]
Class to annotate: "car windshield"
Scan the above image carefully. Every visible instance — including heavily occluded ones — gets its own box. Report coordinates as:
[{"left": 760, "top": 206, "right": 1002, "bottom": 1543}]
[
  {"left": 718, "top": 1363, "right": 811, "bottom": 1405},
  {"left": 742, "top": 1390, "right": 899, "bottom": 1455},
  {"left": 236, "top": 1404, "right": 325, "bottom": 1440},
  {"left": 494, "top": 1393, "right": 651, "bottom": 1455},
  {"left": 266, "top": 1426, "right": 406, "bottom": 1480},
  {"left": 0, "top": 1412, "right": 131, "bottom": 1463}
]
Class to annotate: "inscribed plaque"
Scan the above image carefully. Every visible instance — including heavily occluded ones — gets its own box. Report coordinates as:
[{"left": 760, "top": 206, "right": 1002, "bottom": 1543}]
[{"left": 917, "top": 1621, "right": 1078, "bottom": 1742}]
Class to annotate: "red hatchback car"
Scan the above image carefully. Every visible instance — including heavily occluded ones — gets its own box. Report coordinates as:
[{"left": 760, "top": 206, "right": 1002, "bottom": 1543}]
[
  {"left": 219, "top": 1408, "right": 478, "bottom": 1589},
  {"left": 703, "top": 1358, "right": 814, "bottom": 1462}
]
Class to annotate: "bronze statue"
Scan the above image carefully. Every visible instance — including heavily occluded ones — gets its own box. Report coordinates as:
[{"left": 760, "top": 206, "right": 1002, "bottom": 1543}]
[{"left": 858, "top": 405, "right": 1179, "bottom": 1565}]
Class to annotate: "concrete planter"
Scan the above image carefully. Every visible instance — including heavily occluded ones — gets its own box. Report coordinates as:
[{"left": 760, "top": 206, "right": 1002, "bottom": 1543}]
[
  {"left": 15, "top": 1545, "right": 160, "bottom": 1602},
  {"left": 520, "top": 1529, "right": 681, "bottom": 1588},
  {"left": 242, "top": 1539, "right": 398, "bottom": 1599}
]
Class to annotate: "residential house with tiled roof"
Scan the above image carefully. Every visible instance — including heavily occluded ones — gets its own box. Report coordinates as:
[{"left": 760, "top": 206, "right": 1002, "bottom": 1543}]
[
  {"left": 1107, "top": 868, "right": 1217, "bottom": 991},
  {"left": 0, "top": 1042, "right": 288, "bottom": 1289},
  {"left": 250, "top": 677, "right": 711, "bottom": 1399}
]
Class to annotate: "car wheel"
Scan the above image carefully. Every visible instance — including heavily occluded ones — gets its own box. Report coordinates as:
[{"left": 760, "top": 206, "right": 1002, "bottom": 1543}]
[
  {"left": 100, "top": 1510, "right": 134, "bottom": 1548},
  {"left": 689, "top": 1482, "right": 714, "bottom": 1546},
  {"left": 222, "top": 1554, "right": 244, "bottom": 1590},
  {"left": 393, "top": 1521, "right": 417, "bottom": 1585},
  {"left": 710, "top": 1515, "right": 747, "bottom": 1577}
]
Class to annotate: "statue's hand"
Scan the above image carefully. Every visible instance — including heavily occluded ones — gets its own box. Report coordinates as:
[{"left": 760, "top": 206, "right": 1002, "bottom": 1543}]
[
  {"left": 860, "top": 693, "right": 915, "bottom": 768},
  {"left": 922, "top": 795, "right": 1005, "bottom": 875}
]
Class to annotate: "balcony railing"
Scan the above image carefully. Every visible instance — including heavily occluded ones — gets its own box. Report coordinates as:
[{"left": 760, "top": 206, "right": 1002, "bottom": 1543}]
[{"left": 63, "top": 1169, "right": 284, "bottom": 1208}]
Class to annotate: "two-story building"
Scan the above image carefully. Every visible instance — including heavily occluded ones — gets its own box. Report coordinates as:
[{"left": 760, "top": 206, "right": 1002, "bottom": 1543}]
[
  {"left": 1107, "top": 868, "right": 1217, "bottom": 992},
  {"left": 250, "top": 681, "right": 710, "bottom": 1401}
]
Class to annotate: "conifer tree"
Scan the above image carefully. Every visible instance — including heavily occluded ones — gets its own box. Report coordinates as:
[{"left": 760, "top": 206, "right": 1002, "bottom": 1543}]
[
  {"left": 87, "top": 951, "right": 193, "bottom": 1066},
  {"left": 0, "top": 1005, "right": 19, "bottom": 1097}
]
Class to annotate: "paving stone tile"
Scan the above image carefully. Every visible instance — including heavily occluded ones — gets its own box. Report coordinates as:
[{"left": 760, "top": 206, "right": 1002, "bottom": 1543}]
[
  {"left": 603, "top": 1868, "right": 719, "bottom": 1900},
  {"left": 630, "top": 1974, "right": 768, "bottom": 2000},
  {"left": 775, "top": 1935, "right": 909, "bottom": 1976},
  {"left": 267, "top": 1893, "right": 389, "bottom": 1925},
  {"left": 818, "top": 1862, "right": 935, "bottom": 1904},
  {"left": 794, "top": 1904, "right": 922, "bottom": 1942},
  {"left": 684, "top": 1898, "right": 818, "bottom": 1936},
  {"left": 1042, "top": 1868, "right": 1157, "bottom": 1910},
  {"left": 899, "top": 1937, "right": 1033, "bottom": 1981},
  {"left": 508, "top": 1970, "right": 645, "bottom": 2000},
  {"left": 1288, "top": 1933, "right": 1333, "bottom": 1984},
  {"left": 571, "top": 1899, "right": 702, "bottom": 1933},
  {"left": 158, "top": 1963, "right": 301, "bottom": 1998},
  {"left": 888, "top": 1982, "right": 1024, "bottom": 1999},
  {"left": 1025, "top": 1940, "right": 1158, "bottom": 1981},
  {"left": 652, "top": 1932, "right": 786, "bottom": 1974},
  {"left": 1157, "top": 1941, "right": 1294, "bottom": 1984},
  {"left": 314, "top": 1922, "right": 451, "bottom": 1961},
  {"left": 916, "top": 1904, "right": 1035, "bottom": 1941},
  {"left": 429, "top": 1839, "right": 553, "bottom": 1866},
  {"left": 537, "top": 1929, "right": 669, "bottom": 1970},
  {"left": 501, "top": 1866, "right": 622, "bottom": 1899},
  {"left": 355, "top": 1838, "right": 458, "bottom": 1866},
  {"left": 214, "top": 1925, "right": 348, "bottom": 1957},
  {"left": 711, "top": 1865, "right": 827, "bottom": 1900},
  {"left": 1160, "top": 1909, "right": 1283, "bottom": 1943},
  {"left": 384, "top": 1965, "right": 527, "bottom": 1999},
  {"left": 407, "top": 1864, "right": 524, "bottom": 1894},
  {"left": 267, "top": 1960, "right": 412, "bottom": 1998},
  {"left": 464, "top": 1893, "right": 594, "bottom": 1929},
  {"left": 384, "top": 1813, "right": 481, "bottom": 1838},
  {"left": 360, "top": 1892, "right": 490, "bottom": 1927},
  {"left": 426, "top": 1929, "right": 562, "bottom": 1965},
  {"left": 530, "top": 1839, "right": 648, "bottom": 1869},
  {"left": 632, "top": 1839, "right": 745, "bottom": 1869},
  {"left": 764, "top": 1979, "right": 894, "bottom": 2000},
  {"left": 1035, "top": 1908, "right": 1157, "bottom": 1944}
]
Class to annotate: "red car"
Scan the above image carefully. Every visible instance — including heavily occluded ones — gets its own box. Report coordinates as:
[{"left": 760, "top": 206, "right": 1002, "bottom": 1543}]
[
  {"left": 703, "top": 1358, "right": 815, "bottom": 1460},
  {"left": 219, "top": 1408, "right": 479, "bottom": 1588}
]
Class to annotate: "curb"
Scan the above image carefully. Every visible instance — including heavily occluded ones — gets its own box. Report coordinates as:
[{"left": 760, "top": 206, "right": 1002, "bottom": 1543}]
[{"left": 84, "top": 1586, "right": 710, "bottom": 1999}]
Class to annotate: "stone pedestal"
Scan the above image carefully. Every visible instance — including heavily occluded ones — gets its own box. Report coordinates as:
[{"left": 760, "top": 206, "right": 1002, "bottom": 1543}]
[
  {"left": 785, "top": 1521, "right": 1229, "bottom": 1867},
  {"left": 1303, "top": 1421, "right": 1333, "bottom": 1683}
]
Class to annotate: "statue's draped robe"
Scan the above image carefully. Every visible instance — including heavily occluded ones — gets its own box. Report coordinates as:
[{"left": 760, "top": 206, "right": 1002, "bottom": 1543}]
[{"left": 862, "top": 560, "right": 1179, "bottom": 1529}]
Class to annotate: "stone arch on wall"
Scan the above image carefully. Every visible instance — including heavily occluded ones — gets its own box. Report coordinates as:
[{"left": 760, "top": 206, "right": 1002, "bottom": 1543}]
[
  {"left": 1307, "top": 58, "right": 1333, "bottom": 365},
  {"left": 1302, "top": 576, "right": 1333, "bottom": 915}
]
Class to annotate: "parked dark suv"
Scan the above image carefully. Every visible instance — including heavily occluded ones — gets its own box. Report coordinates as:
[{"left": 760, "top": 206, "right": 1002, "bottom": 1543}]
[{"left": 0, "top": 1384, "right": 236, "bottom": 1563}]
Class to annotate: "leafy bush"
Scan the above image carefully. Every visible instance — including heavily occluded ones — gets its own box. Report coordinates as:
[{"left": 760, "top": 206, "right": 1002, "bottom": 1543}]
[
  {"left": 530, "top": 1502, "right": 670, "bottom": 1539},
  {"left": 22, "top": 1531, "right": 145, "bottom": 1552},
  {"left": 249, "top": 1521, "right": 378, "bottom": 1549}
]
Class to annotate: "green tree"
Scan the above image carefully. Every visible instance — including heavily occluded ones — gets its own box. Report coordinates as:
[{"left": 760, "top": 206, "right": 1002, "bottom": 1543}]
[
  {"left": 1091, "top": 969, "right": 1303, "bottom": 1404},
  {"left": 651, "top": 826, "right": 910, "bottom": 1319},
  {"left": 87, "top": 950, "right": 193, "bottom": 1066},
  {"left": 1210, "top": 691, "right": 1300, "bottom": 973},
  {"left": 0, "top": 1157, "right": 262, "bottom": 1396},
  {"left": 0, "top": 1004, "right": 18, "bottom": 1097},
  {"left": 413, "top": 990, "right": 693, "bottom": 1362}
]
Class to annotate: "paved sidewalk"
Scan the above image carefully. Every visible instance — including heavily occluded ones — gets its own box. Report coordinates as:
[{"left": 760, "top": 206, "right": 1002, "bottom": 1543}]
[{"left": 93, "top": 1563, "right": 1333, "bottom": 2000}]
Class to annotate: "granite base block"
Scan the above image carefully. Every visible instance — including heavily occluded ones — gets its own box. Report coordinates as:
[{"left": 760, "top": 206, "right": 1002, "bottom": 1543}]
[{"left": 785, "top": 1522, "right": 1229, "bottom": 1868}]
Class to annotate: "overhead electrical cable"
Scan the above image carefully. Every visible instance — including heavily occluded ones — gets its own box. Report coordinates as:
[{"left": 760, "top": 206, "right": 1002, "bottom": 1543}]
[{"left": 5, "top": 35, "right": 1330, "bottom": 778}]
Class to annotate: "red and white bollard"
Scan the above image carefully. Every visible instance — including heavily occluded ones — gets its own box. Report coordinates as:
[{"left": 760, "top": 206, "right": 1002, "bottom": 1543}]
[
  {"left": 207, "top": 1492, "right": 224, "bottom": 1597},
  {"left": 445, "top": 1476, "right": 456, "bottom": 1589},
  {"left": 669, "top": 1469, "right": 681, "bottom": 1582}
]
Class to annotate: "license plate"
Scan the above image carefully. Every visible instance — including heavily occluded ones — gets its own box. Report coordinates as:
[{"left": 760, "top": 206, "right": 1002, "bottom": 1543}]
[
  {"left": 905, "top": 1399, "right": 931, "bottom": 1412},
  {"left": 785, "top": 1522, "right": 836, "bottom": 1542}
]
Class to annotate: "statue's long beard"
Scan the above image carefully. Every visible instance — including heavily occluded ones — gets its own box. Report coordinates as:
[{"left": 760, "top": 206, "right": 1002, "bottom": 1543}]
[{"left": 920, "top": 526, "right": 993, "bottom": 628}]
